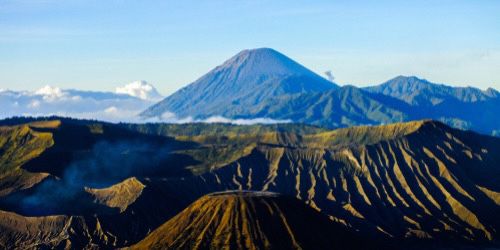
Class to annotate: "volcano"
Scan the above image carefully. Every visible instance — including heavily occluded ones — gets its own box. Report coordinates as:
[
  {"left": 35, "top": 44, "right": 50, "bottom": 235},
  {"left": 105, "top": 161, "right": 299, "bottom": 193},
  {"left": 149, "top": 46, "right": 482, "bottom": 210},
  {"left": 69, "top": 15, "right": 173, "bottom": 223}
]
[
  {"left": 141, "top": 48, "right": 337, "bottom": 119},
  {"left": 131, "top": 191, "right": 373, "bottom": 250}
]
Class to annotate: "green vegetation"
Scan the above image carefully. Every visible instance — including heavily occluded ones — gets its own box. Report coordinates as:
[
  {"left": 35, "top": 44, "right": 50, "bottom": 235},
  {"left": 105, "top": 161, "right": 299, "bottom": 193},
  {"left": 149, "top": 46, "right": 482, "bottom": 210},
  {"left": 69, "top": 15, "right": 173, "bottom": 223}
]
[
  {"left": 122, "top": 122, "right": 326, "bottom": 138},
  {"left": 0, "top": 124, "right": 54, "bottom": 177}
]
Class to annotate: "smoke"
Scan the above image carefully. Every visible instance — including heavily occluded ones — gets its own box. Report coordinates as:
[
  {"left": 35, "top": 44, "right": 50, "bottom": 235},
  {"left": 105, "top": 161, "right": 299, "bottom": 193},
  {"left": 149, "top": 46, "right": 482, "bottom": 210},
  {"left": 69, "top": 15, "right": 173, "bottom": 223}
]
[
  {"left": 16, "top": 140, "right": 184, "bottom": 215},
  {"left": 60, "top": 141, "right": 175, "bottom": 186},
  {"left": 10, "top": 113, "right": 291, "bottom": 215},
  {"left": 324, "top": 70, "right": 335, "bottom": 82}
]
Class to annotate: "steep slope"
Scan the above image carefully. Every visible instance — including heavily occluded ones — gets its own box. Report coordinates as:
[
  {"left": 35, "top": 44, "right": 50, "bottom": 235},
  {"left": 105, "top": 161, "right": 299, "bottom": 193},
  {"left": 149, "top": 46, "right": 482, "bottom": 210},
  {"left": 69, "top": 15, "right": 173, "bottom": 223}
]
[
  {"left": 141, "top": 48, "right": 337, "bottom": 118},
  {"left": 131, "top": 191, "right": 372, "bottom": 250},
  {"left": 0, "top": 121, "right": 56, "bottom": 196},
  {"left": 85, "top": 177, "right": 145, "bottom": 212},
  {"left": 0, "top": 118, "right": 499, "bottom": 248},
  {"left": 188, "top": 120, "right": 500, "bottom": 243},
  {"left": 0, "top": 210, "right": 117, "bottom": 249}
]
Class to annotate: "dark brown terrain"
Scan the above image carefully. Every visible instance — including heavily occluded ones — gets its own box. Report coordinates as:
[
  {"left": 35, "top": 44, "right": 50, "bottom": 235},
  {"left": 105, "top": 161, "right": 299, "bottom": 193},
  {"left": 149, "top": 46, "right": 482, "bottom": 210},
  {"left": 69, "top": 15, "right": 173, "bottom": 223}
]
[{"left": 0, "top": 117, "right": 499, "bottom": 249}]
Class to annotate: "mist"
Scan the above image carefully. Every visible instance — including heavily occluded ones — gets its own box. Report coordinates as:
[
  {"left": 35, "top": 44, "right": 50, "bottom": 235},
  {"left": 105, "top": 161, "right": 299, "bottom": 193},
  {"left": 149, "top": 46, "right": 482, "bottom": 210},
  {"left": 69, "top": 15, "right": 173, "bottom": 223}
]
[
  {"left": 148, "top": 111, "right": 292, "bottom": 125},
  {"left": 11, "top": 140, "right": 191, "bottom": 216}
]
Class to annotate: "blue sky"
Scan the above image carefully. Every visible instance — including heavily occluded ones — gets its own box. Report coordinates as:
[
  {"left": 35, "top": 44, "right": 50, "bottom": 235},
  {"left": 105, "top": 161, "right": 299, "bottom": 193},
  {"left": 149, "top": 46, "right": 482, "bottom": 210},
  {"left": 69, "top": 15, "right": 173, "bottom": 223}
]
[{"left": 1, "top": 0, "right": 499, "bottom": 95}]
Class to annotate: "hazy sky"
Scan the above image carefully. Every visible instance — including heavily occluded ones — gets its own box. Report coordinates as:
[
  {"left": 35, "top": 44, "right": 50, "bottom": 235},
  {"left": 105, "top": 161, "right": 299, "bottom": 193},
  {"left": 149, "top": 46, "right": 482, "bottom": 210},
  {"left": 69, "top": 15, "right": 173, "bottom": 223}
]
[{"left": 1, "top": 0, "right": 499, "bottom": 95}]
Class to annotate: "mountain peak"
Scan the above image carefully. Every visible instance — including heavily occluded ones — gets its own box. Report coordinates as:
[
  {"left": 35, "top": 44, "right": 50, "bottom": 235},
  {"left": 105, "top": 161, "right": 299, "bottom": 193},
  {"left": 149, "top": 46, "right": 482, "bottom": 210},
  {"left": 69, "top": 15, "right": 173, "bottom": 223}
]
[
  {"left": 392, "top": 75, "right": 425, "bottom": 81},
  {"left": 237, "top": 47, "right": 279, "bottom": 55},
  {"left": 217, "top": 47, "right": 322, "bottom": 78},
  {"left": 386, "top": 75, "right": 432, "bottom": 87},
  {"left": 142, "top": 48, "right": 337, "bottom": 118}
]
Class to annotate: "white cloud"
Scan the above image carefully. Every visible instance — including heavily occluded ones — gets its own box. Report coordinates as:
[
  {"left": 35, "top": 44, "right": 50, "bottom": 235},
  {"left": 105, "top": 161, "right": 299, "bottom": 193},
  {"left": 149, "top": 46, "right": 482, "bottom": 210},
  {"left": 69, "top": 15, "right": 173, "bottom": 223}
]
[
  {"left": 0, "top": 85, "right": 156, "bottom": 123},
  {"left": 0, "top": 84, "right": 291, "bottom": 125},
  {"left": 156, "top": 112, "right": 194, "bottom": 123},
  {"left": 34, "top": 85, "right": 67, "bottom": 102},
  {"left": 146, "top": 112, "right": 292, "bottom": 125},
  {"left": 115, "top": 81, "right": 163, "bottom": 101},
  {"left": 226, "top": 117, "right": 293, "bottom": 125}
]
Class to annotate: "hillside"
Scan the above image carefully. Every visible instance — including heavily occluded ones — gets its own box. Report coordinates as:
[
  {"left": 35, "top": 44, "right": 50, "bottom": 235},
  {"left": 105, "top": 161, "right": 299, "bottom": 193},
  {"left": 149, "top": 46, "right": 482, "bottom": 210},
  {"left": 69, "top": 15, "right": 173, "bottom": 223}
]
[
  {"left": 0, "top": 117, "right": 498, "bottom": 248},
  {"left": 131, "top": 191, "right": 372, "bottom": 250},
  {"left": 0, "top": 121, "right": 56, "bottom": 197},
  {"left": 0, "top": 209, "right": 115, "bottom": 249}
]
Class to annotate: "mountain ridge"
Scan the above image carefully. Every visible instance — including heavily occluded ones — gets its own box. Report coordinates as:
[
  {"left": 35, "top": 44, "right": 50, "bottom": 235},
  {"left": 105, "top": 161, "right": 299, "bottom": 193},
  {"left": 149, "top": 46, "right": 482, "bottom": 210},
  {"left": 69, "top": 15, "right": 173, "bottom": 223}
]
[{"left": 365, "top": 75, "right": 499, "bottom": 105}]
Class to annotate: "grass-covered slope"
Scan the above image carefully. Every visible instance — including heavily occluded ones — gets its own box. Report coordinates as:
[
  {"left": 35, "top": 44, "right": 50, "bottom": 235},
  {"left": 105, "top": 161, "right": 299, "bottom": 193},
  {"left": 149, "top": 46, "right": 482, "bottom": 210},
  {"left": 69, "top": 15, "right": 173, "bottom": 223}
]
[{"left": 0, "top": 121, "right": 57, "bottom": 196}]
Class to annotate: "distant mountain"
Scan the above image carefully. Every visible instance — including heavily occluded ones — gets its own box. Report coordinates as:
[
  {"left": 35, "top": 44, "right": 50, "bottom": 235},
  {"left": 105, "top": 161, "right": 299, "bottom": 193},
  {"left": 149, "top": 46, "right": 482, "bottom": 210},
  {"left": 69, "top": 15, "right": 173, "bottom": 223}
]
[
  {"left": 364, "top": 76, "right": 500, "bottom": 134},
  {"left": 231, "top": 85, "right": 412, "bottom": 128},
  {"left": 141, "top": 48, "right": 338, "bottom": 118},
  {"left": 141, "top": 49, "right": 499, "bottom": 135},
  {"left": 131, "top": 191, "right": 373, "bottom": 250},
  {"left": 365, "top": 76, "right": 499, "bottom": 106},
  {"left": 0, "top": 81, "right": 162, "bottom": 122}
]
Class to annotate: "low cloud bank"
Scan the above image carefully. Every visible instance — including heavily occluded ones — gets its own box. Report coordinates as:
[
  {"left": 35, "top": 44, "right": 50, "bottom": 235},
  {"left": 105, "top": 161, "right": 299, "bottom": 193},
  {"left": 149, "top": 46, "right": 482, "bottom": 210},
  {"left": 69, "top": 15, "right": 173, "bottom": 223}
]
[
  {"left": 1, "top": 85, "right": 290, "bottom": 125},
  {"left": 1, "top": 97, "right": 291, "bottom": 126},
  {"left": 151, "top": 112, "right": 292, "bottom": 125},
  {"left": 0, "top": 84, "right": 155, "bottom": 122},
  {"left": 5, "top": 109, "right": 292, "bottom": 125}
]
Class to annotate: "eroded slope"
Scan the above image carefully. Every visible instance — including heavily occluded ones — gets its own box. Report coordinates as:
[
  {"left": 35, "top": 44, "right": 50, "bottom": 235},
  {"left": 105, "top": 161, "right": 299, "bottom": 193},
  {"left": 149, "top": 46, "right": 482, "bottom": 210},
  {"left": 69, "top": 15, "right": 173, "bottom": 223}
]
[
  {"left": 0, "top": 118, "right": 498, "bottom": 248},
  {"left": 131, "top": 191, "right": 370, "bottom": 250},
  {"left": 185, "top": 121, "right": 500, "bottom": 242}
]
